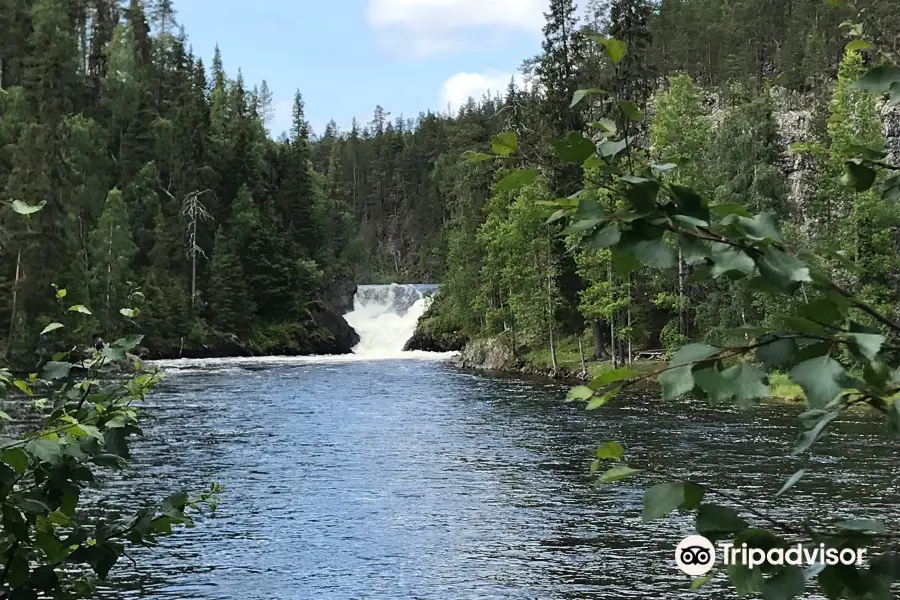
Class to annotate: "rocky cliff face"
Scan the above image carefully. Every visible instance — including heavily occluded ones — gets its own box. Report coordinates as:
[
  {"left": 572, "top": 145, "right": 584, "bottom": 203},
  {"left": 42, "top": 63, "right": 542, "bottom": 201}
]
[{"left": 775, "top": 107, "right": 817, "bottom": 232}]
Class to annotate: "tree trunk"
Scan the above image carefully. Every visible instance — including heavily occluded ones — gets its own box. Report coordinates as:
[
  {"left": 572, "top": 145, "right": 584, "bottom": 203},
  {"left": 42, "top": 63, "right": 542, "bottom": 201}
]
[
  {"left": 190, "top": 218, "right": 197, "bottom": 308},
  {"left": 678, "top": 247, "right": 685, "bottom": 337},
  {"left": 627, "top": 305, "right": 633, "bottom": 366},
  {"left": 578, "top": 337, "right": 587, "bottom": 377},
  {"left": 7, "top": 250, "right": 21, "bottom": 354},
  {"left": 592, "top": 319, "right": 608, "bottom": 359}
]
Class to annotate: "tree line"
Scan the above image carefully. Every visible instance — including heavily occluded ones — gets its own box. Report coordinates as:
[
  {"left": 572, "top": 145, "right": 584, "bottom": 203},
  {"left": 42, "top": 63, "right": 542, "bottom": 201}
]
[
  {"left": 418, "top": 0, "right": 900, "bottom": 366},
  {"left": 1, "top": 0, "right": 899, "bottom": 363}
]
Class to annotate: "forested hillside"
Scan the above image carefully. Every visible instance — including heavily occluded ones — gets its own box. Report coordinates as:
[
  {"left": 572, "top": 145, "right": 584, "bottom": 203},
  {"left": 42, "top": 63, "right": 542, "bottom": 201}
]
[
  {"left": 1, "top": 0, "right": 898, "bottom": 363},
  {"left": 407, "top": 0, "right": 900, "bottom": 365}
]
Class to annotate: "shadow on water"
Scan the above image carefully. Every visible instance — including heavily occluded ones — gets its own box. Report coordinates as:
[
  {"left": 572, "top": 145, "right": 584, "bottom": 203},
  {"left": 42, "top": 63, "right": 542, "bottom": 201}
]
[{"left": 96, "top": 359, "right": 898, "bottom": 599}]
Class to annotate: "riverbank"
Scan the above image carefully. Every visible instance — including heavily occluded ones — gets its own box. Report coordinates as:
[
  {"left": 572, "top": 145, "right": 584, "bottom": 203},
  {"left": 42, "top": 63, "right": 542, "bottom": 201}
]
[
  {"left": 453, "top": 335, "right": 663, "bottom": 382},
  {"left": 142, "top": 302, "right": 360, "bottom": 360},
  {"left": 452, "top": 334, "right": 809, "bottom": 406}
]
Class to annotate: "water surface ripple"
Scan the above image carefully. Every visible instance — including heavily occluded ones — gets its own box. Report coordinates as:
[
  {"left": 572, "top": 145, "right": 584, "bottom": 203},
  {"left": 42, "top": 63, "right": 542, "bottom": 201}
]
[{"left": 99, "top": 358, "right": 898, "bottom": 599}]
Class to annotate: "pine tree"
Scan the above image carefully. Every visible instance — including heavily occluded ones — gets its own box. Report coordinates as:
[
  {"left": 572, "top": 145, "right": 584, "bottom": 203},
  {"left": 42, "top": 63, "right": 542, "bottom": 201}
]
[
  {"left": 89, "top": 188, "right": 137, "bottom": 332},
  {"left": 608, "top": 0, "right": 653, "bottom": 105},
  {"left": 207, "top": 226, "right": 255, "bottom": 335}
]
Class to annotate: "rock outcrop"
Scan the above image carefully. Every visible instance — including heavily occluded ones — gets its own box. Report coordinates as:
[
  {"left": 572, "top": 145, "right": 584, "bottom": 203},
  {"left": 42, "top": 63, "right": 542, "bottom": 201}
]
[
  {"left": 309, "top": 302, "right": 360, "bottom": 352},
  {"left": 403, "top": 330, "right": 466, "bottom": 353},
  {"left": 323, "top": 276, "right": 358, "bottom": 316}
]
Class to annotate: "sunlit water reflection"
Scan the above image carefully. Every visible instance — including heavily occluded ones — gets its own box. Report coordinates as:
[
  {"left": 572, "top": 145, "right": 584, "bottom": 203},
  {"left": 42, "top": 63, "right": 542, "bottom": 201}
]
[{"left": 97, "top": 358, "right": 898, "bottom": 599}]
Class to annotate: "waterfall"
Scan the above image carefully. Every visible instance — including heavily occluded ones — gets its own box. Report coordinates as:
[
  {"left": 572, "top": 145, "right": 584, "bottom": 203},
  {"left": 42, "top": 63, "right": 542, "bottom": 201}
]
[{"left": 343, "top": 284, "right": 441, "bottom": 359}]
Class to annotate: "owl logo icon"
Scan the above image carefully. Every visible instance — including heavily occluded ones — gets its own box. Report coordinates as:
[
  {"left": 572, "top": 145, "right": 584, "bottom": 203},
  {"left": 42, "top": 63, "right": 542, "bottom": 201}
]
[{"left": 676, "top": 535, "right": 716, "bottom": 576}]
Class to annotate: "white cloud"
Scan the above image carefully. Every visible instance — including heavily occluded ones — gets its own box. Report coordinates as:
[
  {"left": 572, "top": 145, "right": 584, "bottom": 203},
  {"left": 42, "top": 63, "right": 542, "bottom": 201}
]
[
  {"left": 440, "top": 71, "right": 528, "bottom": 113},
  {"left": 366, "top": 0, "right": 547, "bottom": 57}
]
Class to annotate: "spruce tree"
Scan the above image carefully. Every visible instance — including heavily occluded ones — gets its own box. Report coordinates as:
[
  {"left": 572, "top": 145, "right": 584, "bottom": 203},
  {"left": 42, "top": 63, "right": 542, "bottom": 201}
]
[
  {"left": 89, "top": 188, "right": 137, "bottom": 333},
  {"left": 207, "top": 226, "right": 255, "bottom": 335}
]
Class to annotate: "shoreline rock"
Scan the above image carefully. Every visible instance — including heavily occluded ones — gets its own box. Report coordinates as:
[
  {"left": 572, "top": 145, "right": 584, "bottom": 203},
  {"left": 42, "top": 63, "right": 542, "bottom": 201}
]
[{"left": 452, "top": 336, "right": 591, "bottom": 383}]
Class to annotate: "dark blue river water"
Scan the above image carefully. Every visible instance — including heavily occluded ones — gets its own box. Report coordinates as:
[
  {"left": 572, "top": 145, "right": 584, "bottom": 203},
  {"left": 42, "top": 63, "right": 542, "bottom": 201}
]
[{"left": 98, "top": 356, "right": 898, "bottom": 599}]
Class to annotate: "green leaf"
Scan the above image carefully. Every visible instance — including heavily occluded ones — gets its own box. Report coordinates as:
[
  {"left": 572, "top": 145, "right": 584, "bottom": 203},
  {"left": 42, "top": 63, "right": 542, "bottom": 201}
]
[
  {"left": 852, "top": 65, "right": 900, "bottom": 93},
  {"left": 112, "top": 334, "right": 144, "bottom": 351},
  {"left": 15, "top": 497, "right": 50, "bottom": 515},
  {"left": 7, "top": 553, "right": 29, "bottom": 588},
  {"left": 711, "top": 203, "right": 752, "bottom": 218},
  {"left": 797, "top": 297, "right": 844, "bottom": 325},
  {"left": 696, "top": 503, "right": 749, "bottom": 536},
  {"left": 27, "top": 438, "right": 61, "bottom": 463},
  {"left": 595, "top": 441, "right": 623, "bottom": 460},
  {"left": 11, "top": 199, "right": 46, "bottom": 215},
  {"left": 589, "top": 367, "right": 638, "bottom": 389},
  {"left": 790, "top": 357, "right": 846, "bottom": 409},
  {"left": 491, "top": 132, "right": 518, "bottom": 157},
  {"left": 587, "top": 223, "right": 621, "bottom": 249},
  {"left": 628, "top": 238, "right": 674, "bottom": 269},
  {"left": 845, "top": 144, "right": 887, "bottom": 161},
  {"left": 835, "top": 519, "right": 885, "bottom": 534},
  {"left": 42, "top": 361, "right": 72, "bottom": 381},
  {"left": 563, "top": 217, "right": 604, "bottom": 236},
  {"left": 757, "top": 337, "right": 798, "bottom": 369},
  {"left": 741, "top": 213, "right": 782, "bottom": 242},
  {"left": 547, "top": 209, "right": 568, "bottom": 224},
  {"left": 463, "top": 151, "right": 493, "bottom": 163},
  {"left": 40, "top": 322, "right": 64, "bottom": 335},
  {"left": 550, "top": 132, "right": 596, "bottom": 163},
  {"left": 599, "top": 466, "right": 642, "bottom": 483},
  {"left": 659, "top": 366, "right": 694, "bottom": 400},
  {"left": 728, "top": 563, "right": 765, "bottom": 596},
  {"left": 618, "top": 100, "right": 644, "bottom": 121},
  {"left": 758, "top": 250, "right": 811, "bottom": 293},
  {"left": 762, "top": 566, "right": 805, "bottom": 600},
  {"left": 13, "top": 380, "right": 32, "bottom": 396},
  {"left": 690, "top": 575, "right": 712, "bottom": 590},
  {"left": 586, "top": 386, "right": 620, "bottom": 410},
  {"left": 599, "top": 138, "right": 628, "bottom": 158},
  {"left": 497, "top": 168, "right": 540, "bottom": 191},
  {"left": 720, "top": 363, "right": 770, "bottom": 408},
  {"left": 624, "top": 180, "right": 659, "bottom": 212},
  {"left": 2, "top": 448, "right": 28, "bottom": 474},
  {"left": 846, "top": 324, "right": 884, "bottom": 360},
  {"left": 29, "top": 565, "right": 59, "bottom": 591},
  {"left": 693, "top": 368, "right": 731, "bottom": 404},
  {"left": 670, "top": 185, "right": 709, "bottom": 219},
  {"left": 680, "top": 237, "right": 710, "bottom": 265},
  {"left": 841, "top": 161, "right": 877, "bottom": 192},
  {"left": 845, "top": 39, "right": 872, "bottom": 52},
  {"left": 775, "top": 469, "right": 807, "bottom": 498},
  {"left": 567, "top": 386, "right": 593, "bottom": 401},
  {"left": 671, "top": 344, "right": 719, "bottom": 367},
  {"left": 612, "top": 250, "right": 641, "bottom": 277},
  {"left": 571, "top": 88, "right": 607, "bottom": 107},
  {"left": 68, "top": 305, "right": 92, "bottom": 315},
  {"left": 101, "top": 346, "right": 127, "bottom": 361},
  {"left": 710, "top": 247, "right": 755, "bottom": 279},
  {"left": 588, "top": 118, "right": 618, "bottom": 135},
  {"left": 599, "top": 37, "right": 627, "bottom": 64},
  {"left": 793, "top": 411, "right": 840, "bottom": 455},
  {"left": 643, "top": 482, "right": 689, "bottom": 521}
]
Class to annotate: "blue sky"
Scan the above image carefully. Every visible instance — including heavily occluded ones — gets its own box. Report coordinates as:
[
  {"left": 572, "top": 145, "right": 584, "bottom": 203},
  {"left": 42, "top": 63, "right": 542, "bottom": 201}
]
[{"left": 175, "top": 0, "right": 555, "bottom": 138}]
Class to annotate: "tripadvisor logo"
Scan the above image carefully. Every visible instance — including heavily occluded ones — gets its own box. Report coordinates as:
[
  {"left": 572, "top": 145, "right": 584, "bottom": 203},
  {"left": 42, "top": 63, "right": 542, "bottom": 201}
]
[{"left": 675, "top": 535, "right": 867, "bottom": 576}]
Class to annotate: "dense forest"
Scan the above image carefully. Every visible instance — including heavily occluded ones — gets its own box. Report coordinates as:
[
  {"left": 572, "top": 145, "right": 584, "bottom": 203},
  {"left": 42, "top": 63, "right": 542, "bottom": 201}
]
[{"left": 0, "top": 0, "right": 899, "bottom": 363}]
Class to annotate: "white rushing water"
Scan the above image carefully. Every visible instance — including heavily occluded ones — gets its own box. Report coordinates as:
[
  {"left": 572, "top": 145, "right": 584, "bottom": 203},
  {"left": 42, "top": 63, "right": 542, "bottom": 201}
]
[
  {"left": 154, "top": 284, "right": 454, "bottom": 370},
  {"left": 344, "top": 283, "right": 451, "bottom": 360}
]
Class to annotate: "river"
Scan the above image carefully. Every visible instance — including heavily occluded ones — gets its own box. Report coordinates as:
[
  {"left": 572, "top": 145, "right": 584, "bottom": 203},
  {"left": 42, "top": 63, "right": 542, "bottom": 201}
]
[{"left": 98, "top": 286, "right": 898, "bottom": 600}]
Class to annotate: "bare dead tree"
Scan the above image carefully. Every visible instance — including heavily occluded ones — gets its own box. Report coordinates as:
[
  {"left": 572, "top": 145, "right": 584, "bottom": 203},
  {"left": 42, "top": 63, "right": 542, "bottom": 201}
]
[{"left": 166, "top": 188, "right": 214, "bottom": 309}]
